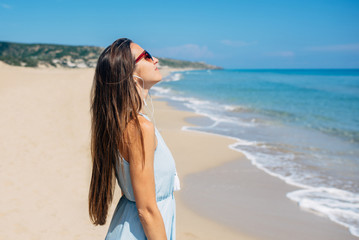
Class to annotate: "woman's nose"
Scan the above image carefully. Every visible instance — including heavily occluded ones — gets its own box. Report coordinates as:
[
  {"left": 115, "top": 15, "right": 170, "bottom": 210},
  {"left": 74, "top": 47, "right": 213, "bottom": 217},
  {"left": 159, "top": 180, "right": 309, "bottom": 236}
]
[{"left": 153, "top": 57, "right": 159, "bottom": 64}]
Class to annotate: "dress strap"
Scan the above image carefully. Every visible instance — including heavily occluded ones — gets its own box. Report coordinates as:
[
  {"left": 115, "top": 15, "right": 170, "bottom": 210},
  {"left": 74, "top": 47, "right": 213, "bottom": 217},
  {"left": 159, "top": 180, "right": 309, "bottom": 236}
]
[{"left": 138, "top": 112, "right": 151, "bottom": 121}]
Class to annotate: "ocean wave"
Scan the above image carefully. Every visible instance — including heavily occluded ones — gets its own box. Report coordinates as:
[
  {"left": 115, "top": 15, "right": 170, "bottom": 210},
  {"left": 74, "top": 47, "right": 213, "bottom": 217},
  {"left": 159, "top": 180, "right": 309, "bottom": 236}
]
[
  {"left": 162, "top": 72, "right": 182, "bottom": 82},
  {"left": 228, "top": 105, "right": 255, "bottom": 113},
  {"left": 314, "top": 126, "right": 359, "bottom": 144},
  {"left": 151, "top": 86, "right": 171, "bottom": 94},
  {"left": 153, "top": 89, "right": 258, "bottom": 127},
  {"left": 287, "top": 188, "right": 359, "bottom": 237}
]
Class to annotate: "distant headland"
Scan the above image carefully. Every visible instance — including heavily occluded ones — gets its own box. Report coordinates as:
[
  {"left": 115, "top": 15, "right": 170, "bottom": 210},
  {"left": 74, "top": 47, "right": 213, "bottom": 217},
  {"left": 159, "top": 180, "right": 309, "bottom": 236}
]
[{"left": 0, "top": 41, "right": 222, "bottom": 70}]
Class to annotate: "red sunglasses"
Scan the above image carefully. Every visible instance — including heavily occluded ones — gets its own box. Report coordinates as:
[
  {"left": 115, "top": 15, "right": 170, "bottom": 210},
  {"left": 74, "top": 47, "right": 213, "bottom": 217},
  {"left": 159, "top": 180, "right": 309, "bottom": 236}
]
[{"left": 135, "top": 50, "right": 154, "bottom": 63}]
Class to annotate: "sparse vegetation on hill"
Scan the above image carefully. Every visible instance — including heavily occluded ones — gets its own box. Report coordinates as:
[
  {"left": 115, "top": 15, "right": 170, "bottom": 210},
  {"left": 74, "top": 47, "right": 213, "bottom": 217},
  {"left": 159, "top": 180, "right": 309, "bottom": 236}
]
[
  {"left": 157, "top": 57, "right": 221, "bottom": 69},
  {"left": 0, "top": 41, "right": 222, "bottom": 69},
  {"left": 0, "top": 41, "right": 103, "bottom": 68}
]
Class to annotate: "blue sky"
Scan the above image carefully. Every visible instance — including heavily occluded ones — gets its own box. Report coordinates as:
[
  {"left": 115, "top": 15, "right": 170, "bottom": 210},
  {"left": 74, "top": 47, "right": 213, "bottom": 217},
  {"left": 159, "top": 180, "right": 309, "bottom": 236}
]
[{"left": 0, "top": 0, "right": 358, "bottom": 69}]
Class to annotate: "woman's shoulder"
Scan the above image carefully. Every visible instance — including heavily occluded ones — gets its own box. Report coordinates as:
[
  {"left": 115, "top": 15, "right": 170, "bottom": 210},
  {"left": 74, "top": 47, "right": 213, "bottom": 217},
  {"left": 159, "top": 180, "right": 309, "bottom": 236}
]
[
  {"left": 137, "top": 114, "right": 155, "bottom": 134},
  {"left": 137, "top": 114, "right": 158, "bottom": 149},
  {"left": 119, "top": 114, "right": 156, "bottom": 162},
  {"left": 124, "top": 114, "right": 155, "bottom": 139}
]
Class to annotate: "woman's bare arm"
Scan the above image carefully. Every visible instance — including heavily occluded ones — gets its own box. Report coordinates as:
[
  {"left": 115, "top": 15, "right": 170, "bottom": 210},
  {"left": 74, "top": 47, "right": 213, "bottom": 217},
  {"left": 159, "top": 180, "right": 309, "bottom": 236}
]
[{"left": 126, "top": 116, "right": 167, "bottom": 240}]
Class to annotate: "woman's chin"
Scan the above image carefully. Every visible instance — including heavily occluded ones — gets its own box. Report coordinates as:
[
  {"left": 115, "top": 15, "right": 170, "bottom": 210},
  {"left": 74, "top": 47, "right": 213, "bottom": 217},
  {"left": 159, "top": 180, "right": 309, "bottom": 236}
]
[
  {"left": 152, "top": 79, "right": 162, "bottom": 86},
  {"left": 155, "top": 73, "right": 162, "bottom": 83}
]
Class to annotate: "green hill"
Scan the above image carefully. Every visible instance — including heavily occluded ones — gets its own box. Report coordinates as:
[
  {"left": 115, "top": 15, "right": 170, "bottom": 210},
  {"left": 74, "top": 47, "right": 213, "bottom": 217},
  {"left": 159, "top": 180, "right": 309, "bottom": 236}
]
[{"left": 0, "top": 41, "right": 222, "bottom": 69}]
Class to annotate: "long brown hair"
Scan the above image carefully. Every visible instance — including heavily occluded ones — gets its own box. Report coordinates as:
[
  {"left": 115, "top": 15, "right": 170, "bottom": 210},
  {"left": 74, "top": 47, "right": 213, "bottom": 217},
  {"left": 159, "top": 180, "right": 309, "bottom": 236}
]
[{"left": 88, "top": 38, "right": 145, "bottom": 225}]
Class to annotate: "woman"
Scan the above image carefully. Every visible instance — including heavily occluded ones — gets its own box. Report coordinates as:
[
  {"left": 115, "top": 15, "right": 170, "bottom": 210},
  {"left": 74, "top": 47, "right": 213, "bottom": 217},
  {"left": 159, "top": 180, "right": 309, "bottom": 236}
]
[{"left": 88, "top": 38, "right": 180, "bottom": 240}]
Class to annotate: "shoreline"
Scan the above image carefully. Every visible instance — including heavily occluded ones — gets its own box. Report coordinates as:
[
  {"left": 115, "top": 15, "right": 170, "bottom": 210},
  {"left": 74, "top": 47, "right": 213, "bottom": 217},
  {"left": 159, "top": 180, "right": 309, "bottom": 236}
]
[
  {"left": 157, "top": 69, "right": 358, "bottom": 239},
  {"left": 152, "top": 97, "right": 357, "bottom": 240}
]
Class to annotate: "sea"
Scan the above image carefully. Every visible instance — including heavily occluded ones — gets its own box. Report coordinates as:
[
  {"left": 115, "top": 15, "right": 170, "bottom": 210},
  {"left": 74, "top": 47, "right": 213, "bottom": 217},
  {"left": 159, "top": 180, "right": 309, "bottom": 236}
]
[{"left": 151, "top": 69, "right": 359, "bottom": 238}]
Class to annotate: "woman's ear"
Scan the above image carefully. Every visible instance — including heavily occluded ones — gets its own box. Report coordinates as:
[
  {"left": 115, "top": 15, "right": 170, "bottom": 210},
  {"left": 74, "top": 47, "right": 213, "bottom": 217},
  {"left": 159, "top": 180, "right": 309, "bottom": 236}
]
[{"left": 133, "top": 75, "right": 143, "bottom": 81}]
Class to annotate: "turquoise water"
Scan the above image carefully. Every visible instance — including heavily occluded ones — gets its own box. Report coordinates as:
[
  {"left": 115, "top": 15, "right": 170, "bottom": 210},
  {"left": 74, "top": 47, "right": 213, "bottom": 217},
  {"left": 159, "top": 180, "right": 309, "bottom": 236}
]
[
  {"left": 151, "top": 69, "right": 359, "bottom": 237},
  {"left": 158, "top": 69, "right": 359, "bottom": 143}
]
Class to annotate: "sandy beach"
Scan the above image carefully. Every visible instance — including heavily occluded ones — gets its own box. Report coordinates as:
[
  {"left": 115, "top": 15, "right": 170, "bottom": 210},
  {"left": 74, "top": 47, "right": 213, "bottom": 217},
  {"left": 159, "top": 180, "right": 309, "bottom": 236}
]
[
  {"left": 0, "top": 62, "right": 252, "bottom": 240},
  {"left": 0, "top": 62, "right": 356, "bottom": 239}
]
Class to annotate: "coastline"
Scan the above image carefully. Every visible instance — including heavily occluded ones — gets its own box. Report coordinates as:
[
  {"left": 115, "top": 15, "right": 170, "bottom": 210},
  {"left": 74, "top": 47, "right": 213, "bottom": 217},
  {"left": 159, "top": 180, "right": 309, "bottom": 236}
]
[{"left": 157, "top": 68, "right": 358, "bottom": 240}]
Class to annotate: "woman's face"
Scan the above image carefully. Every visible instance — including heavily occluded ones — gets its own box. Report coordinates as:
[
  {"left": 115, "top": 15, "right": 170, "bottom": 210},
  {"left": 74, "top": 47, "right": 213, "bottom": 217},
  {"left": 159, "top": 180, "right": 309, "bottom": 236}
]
[{"left": 131, "top": 43, "right": 162, "bottom": 89}]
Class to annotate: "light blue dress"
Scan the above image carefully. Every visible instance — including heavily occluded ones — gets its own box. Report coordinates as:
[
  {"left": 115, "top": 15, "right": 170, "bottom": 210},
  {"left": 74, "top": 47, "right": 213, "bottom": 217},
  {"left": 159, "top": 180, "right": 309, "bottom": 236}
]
[{"left": 105, "top": 113, "right": 180, "bottom": 240}]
